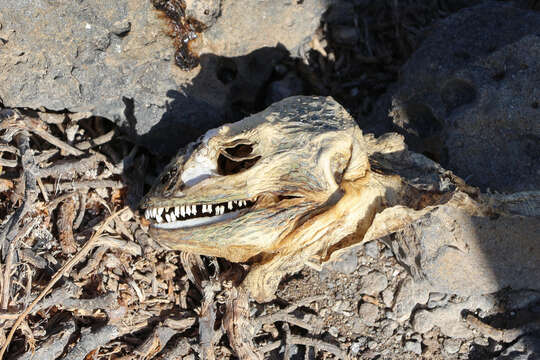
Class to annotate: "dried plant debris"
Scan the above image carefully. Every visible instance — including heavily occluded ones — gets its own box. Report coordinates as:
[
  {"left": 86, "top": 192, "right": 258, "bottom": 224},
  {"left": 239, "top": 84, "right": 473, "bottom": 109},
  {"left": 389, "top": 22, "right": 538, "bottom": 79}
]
[{"left": 151, "top": 0, "right": 220, "bottom": 71}]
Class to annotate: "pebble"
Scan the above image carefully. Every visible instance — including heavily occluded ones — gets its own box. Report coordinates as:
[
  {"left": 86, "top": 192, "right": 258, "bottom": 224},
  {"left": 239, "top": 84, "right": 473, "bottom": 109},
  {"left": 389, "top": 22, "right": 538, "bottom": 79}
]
[
  {"left": 358, "top": 302, "right": 380, "bottom": 326},
  {"left": 364, "top": 241, "right": 380, "bottom": 258},
  {"left": 412, "top": 309, "right": 434, "bottom": 333},
  {"left": 111, "top": 20, "right": 131, "bottom": 35},
  {"left": 329, "top": 326, "right": 339, "bottom": 338},
  {"left": 391, "top": 278, "right": 429, "bottom": 322},
  {"left": 381, "top": 319, "right": 398, "bottom": 337},
  {"left": 368, "top": 340, "right": 378, "bottom": 350},
  {"left": 382, "top": 287, "right": 394, "bottom": 307},
  {"left": 382, "top": 247, "right": 394, "bottom": 258},
  {"left": 404, "top": 340, "right": 422, "bottom": 355},
  {"left": 443, "top": 338, "right": 461, "bottom": 354},
  {"left": 326, "top": 250, "right": 358, "bottom": 274},
  {"left": 360, "top": 270, "right": 388, "bottom": 296},
  {"left": 350, "top": 341, "right": 362, "bottom": 355},
  {"left": 427, "top": 292, "right": 448, "bottom": 308}
]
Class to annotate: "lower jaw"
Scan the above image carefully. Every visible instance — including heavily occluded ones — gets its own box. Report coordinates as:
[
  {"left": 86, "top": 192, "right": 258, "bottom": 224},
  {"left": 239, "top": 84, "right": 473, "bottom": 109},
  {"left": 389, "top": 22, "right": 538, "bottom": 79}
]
[{"left": 151, "top": 210, "right": 243, "bottom": 230}]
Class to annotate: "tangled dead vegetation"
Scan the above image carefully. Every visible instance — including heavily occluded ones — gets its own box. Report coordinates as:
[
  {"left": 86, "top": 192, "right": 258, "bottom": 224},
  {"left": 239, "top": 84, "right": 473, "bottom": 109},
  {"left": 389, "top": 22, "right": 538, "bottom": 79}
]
[{"left": 0, "top": 109, "right": 360, "bottom": 359}]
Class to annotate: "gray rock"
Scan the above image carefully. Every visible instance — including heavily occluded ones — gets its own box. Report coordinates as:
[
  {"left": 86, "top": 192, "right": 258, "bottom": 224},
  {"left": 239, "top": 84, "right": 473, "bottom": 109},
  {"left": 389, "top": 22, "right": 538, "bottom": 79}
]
[
  {"left": 201, "top": 0, "right": 326, "bottom": 57},
  {"left": 443, "top": 338, "right": 461, "bottom": 355},
  {"left": 0, "top": 0, "right": 326, "bottom": 155},
  {"left": 388, "top": 204, "right": 540, "bottom": 296},
  {"left": 324, "top": 249, "right": 358, "bottom": 275},
  {"left": 363, "top": 241, "right": 380, "bottom": 259},
  {"left": 381, "top": 287, "right": 394, "bottom": 308},
  {"left": 359, "top": 270, "right": 388, "bottom": 296},
  {"left": 391, "top": 277, "right": 429, "bottom": 322},
  {"left": 404, "top": 340, "right": 422, "bottom": 355},
  {"left": 350, "top": 341, "right": 362, "bottom": 355},
  {"left": 367, "top": 2, "right": 540, "bottom": 192},
  {"left": 358, "top": 302, "right": 380, "bottom": 326},
  {"left": 411, "top": 295, "right": 496, "bottom": 339},
  {"left": 427, "top": 292, "right": 448, "bottom": 309},
  {"left": 411, "top": 309, "right": 433, "bottom": 334}
]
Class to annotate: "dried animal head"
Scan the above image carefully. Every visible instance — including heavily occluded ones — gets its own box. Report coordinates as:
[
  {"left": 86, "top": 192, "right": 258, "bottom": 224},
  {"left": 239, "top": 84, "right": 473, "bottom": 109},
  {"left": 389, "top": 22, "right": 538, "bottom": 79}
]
[
  {"left": 142, "top": 96, "right": 537, "bottom": 302},
  {"left": 141, "top": 97, "right": 369, "bottom": 262}
]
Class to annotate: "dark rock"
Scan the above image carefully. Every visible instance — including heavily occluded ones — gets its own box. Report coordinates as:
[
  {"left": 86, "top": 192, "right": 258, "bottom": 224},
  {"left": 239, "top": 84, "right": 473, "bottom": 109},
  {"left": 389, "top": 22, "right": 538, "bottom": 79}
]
[
  {"left": 0, "top": 0, "right": 326, "bottom": 155},
  {"left": 367, "top": 2, "right": 540, "bottom": 192}
]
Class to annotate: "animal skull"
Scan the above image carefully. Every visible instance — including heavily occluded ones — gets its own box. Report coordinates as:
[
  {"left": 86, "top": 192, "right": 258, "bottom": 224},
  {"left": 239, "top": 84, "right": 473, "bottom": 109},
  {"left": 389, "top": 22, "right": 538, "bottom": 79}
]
[
  {"left": 142, "top": 96, "right": 529, "bottom": 301},
  {"left": 141, "top": 97, "right": 370, "bottom": 262}
]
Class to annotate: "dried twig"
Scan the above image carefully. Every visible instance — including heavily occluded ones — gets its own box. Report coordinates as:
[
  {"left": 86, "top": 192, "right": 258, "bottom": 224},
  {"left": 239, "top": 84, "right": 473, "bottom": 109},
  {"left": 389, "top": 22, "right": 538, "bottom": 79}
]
[
  {"left": 43, "top": 179, "right": 123, "bottom": 192},
  {"left": 14, "top": 320, "right": 76, "bottom": 360},
  {"left": 1, "top": 218, "right": 39, "bottom": 310},
  {"left": 224, "top": 286, "right": 262, "bottom": 360},
  {"left": 57, "top": 197, "right": 77, "bottom": 254},
  {"left": 198, "top": 281, "right": 223, "bottom": 360},
  {"left": 464, "top": 313, "right": 540, "bottom": 343},
  {"left": 0, "top": 207, "right": 128, "bottom": 359},
  {"left": 288, "top": 335, "right": 348, "bottom": 360},
  {"left": 74, "top": 129, "right": 116, "bottom": 150},
  {"left": 63, "top": 325, "right": 120, "bottom": 360}
]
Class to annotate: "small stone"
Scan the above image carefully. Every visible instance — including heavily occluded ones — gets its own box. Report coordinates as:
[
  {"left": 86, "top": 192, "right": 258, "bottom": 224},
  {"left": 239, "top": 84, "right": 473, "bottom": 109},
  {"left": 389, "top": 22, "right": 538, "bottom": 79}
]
[
  {"left": 350, "top": 342, "right": 362, "bottom": 355},
  {"left": 443, "top": 338, "right": 461, "bottom": 354},
  {"left": 364, "top": 241, "right": 380, "bottom": 258},
  {"left": 326, "top": 250, "right": 358, "bottom": 274},
  {"left": 404, "top": 340, "right": 422, "bottom": 355},
  {"left": 359, "top": 270, "right": 388, "bottom": 296},
  {"left": 382, "top": 287, "right": 394, "bottom": 307},
  {"left": 328, "top": 326, "right": 339, "bottom": 338},
  {"left": 358, "top": 302, "right": 380, "bottom": 326},
  {"left": 391, "top": 278, "right": 429, "bottom": 322},
  {"left": 473, "top": 338, "right": 487, "bottom": 348},
  {"left": 412, "top": 309, "right": 434, "bottom": 334},
  {"left": 381, "top": 319, "right": 398, "bottom": 337},
  {"left": 356, "top": 265, "right": 370, "bottom": 276},
  {"left": 368, "top": 340, "right": 378, "bottom": 350},
  {"left": 111, "top": 20, "right": 131, "bottom": 35},
  {"left": 427, "top": 292, "right": 448, "bottom": 308},
  {"left": 382, "top": 246, "right": 394, "bottom": 258}
]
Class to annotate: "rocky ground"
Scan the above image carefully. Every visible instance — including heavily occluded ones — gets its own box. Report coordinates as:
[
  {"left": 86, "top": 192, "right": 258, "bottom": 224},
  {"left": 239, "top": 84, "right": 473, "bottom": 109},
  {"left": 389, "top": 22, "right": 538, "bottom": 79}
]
[{"left": 0, "top": 0, "right": 539, "bottom": 359}]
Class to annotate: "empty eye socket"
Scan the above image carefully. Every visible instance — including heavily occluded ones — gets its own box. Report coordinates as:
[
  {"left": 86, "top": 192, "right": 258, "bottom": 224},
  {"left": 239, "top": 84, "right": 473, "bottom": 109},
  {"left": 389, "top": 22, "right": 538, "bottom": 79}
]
[
  {"left": 223, "top": 144, "right": 253, "bottom": 157},
  {"left": 217, "top": 154, "right": 260, "bottom": 175}
]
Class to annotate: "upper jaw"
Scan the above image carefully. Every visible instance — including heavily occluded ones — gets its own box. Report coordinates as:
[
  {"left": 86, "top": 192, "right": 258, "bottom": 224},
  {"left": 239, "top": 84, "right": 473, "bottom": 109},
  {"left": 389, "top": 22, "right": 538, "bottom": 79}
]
[{"left": 143, "top": 197, "right": 257, "bottom": 228}]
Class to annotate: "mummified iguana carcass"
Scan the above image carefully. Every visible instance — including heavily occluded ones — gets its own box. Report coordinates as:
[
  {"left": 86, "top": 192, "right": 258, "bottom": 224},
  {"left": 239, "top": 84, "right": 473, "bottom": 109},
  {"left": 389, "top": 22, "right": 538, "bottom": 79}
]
[{"left": 141, "top": 96, "right": 539, "bottom": 302}]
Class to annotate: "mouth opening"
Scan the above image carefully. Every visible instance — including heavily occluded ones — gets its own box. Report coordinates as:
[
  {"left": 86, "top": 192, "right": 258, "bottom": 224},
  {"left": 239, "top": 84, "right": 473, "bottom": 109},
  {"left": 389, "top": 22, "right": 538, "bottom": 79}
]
[{"left": 144, "top": 198, "right": 256, "bottom": 229}]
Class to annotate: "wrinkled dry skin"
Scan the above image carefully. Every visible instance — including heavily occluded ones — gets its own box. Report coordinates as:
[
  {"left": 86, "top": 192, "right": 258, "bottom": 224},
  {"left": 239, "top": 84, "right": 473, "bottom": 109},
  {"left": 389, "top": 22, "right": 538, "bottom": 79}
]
[
  {"left": 141, "top": 96, "right": 538, "bottom": 301},
  {"left": 141, "top": 97, "right": 369, "bottom": 261}
]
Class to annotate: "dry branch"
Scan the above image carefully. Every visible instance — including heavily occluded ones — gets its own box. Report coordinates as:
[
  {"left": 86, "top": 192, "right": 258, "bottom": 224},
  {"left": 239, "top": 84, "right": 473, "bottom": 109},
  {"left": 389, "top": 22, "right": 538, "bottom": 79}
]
[
  {"left": 57, "top": 197, "right": 77, "bottom": 254},
  {"left": 224, "top": 287, "right": 262, "bottom": 360},
  {"left": 43, "top": 179, "right": 123, "bottom": 192},
  {"left": 464, "top": 313, "right": 540, "bottom": 343},
  {"left": 0, "top": 207, "right": 128, "bottom": 359}
]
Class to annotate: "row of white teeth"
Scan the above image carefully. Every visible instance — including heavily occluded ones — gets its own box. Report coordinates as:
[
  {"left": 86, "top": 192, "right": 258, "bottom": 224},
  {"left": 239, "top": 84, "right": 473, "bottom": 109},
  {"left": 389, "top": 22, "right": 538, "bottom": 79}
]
[{"left": 144, "top": 200, "right": 249, "bottom": 223}]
